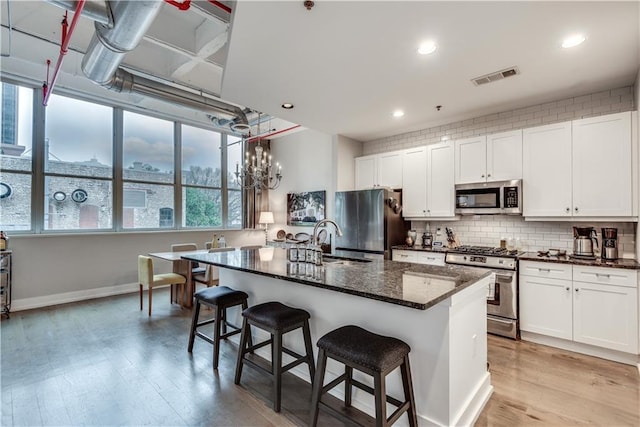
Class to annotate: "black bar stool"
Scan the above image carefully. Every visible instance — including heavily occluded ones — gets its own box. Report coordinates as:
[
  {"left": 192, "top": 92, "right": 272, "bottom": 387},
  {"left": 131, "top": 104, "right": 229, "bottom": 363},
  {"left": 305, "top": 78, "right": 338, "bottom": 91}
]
[
  {"left": 187, "top": 286, "right": 250, "bottom": 370},
  {"left": 309, "top": 325, "right": 418, "bottom": 427},
  {"left": 234, "top": 301, "right": 315, "bottom": 412}
]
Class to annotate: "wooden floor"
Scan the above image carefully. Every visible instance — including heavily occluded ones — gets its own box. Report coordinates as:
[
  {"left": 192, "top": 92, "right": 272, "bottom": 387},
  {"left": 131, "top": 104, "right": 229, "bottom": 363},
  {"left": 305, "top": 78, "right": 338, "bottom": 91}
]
[{"left": 1, "top": 291, "right": 638, "bottom": 426}]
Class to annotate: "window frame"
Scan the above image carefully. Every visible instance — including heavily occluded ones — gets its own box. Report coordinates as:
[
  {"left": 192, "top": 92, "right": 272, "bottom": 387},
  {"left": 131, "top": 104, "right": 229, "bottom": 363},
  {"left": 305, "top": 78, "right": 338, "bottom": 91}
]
[{"left": 0, "top": 78, "right": 245, "bottom": 235}]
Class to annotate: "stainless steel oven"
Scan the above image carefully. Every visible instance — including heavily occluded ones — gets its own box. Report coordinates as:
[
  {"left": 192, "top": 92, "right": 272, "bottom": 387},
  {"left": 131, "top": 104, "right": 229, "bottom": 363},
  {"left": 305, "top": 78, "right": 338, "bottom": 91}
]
[
  {"left": 455, "top": 179, "right": 522, "bottom": 215},
  {"left": 446, "top": 246, "right": 520, "bottom": 339}
]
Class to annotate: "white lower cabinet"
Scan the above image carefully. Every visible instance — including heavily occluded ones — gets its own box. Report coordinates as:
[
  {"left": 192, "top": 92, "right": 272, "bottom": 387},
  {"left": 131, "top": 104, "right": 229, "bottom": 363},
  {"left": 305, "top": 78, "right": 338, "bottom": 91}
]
[
  {"left": 392, "top": 250, "right": 445, "bottom": 266},
  {"left": 520, "top": 274, "right": 573, "bottom": 340},
  {"left": 520, "top": 261, "right": 638, "bottom": 354},
  {"left": 572, "top": 269, "right": 638, "bottom": 354},
  {"left": 392, "top": 250, "right": 417, "bottom": 263},
  {"left": 415, "top": 251, "right": 445, "bottom": 266}
]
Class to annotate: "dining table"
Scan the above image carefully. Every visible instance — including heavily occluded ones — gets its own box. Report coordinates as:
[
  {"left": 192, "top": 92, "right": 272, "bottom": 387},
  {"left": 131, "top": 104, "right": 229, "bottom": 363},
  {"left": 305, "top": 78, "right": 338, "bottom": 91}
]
[{"left": 148, "top": 249, "right": 210, "bottom": 308}]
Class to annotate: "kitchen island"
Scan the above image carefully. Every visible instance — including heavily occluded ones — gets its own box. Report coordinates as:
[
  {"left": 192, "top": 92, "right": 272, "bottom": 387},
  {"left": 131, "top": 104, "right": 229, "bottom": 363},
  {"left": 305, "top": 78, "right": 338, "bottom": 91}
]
[{"left": 182, "top": 247, "right": 493, "bottom": 426}]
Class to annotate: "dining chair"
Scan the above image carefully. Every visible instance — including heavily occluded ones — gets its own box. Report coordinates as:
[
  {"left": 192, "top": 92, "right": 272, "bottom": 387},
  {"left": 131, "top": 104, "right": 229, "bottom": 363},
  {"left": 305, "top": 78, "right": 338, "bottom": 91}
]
[
  {"left": 170, "top": 243, "right": 204, "bottom": 303},
  {"left": 138, "top": 255, "right": 186, "bottom": 316},
  {"left": 193, "top": 247, "right": 236, "bottom": 288}
]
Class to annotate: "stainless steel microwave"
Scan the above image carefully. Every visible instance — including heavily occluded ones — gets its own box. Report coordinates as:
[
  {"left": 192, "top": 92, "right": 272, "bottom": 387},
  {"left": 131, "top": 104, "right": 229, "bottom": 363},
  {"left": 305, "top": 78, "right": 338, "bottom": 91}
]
[{"left": 455, "top": 179, "right": 522, "bottom": 215}]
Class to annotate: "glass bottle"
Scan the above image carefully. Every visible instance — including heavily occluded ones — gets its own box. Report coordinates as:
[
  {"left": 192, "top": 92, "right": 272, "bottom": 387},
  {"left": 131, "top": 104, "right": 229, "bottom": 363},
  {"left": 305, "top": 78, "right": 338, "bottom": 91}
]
[
  {"left": 0, "top": 231, "right": 6, "bottom": 251},
  {"left": 218, "top": 234, "right": 226, "bottom": 248}
]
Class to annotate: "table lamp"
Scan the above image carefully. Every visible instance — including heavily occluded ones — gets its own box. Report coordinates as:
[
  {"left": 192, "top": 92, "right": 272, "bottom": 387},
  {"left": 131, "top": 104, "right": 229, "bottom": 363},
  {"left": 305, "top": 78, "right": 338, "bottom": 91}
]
[{"left": 258, "top": 211, "right": 274, "bottom": 244}]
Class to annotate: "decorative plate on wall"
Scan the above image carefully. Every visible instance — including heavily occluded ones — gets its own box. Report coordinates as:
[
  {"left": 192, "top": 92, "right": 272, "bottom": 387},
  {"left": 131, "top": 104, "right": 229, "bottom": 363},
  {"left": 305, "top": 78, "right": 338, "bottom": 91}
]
[
  {"left": 0, "top": 183, "right": 12, "bottom": 199},
  {"left": 276, "top": 229, "right": 286, "bottom": 240},
  {"left": 53, "top": 191, "right": 67, "bottom": 202},
  {"left": 71, "top": 189, "right": 88, "bottom": 203}
]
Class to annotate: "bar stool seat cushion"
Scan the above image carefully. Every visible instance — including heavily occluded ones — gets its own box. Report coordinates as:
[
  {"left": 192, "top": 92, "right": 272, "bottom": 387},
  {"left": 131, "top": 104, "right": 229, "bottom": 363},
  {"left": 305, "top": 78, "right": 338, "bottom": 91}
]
[
  {"left": 194, "top": 286, "right": 249, "bottom": 306},
  {"left": 317, "top": 325, "right": 410, "bottom": 372},
  {"left": 242, "top": 301, "right": 310, "bottom": 330}
]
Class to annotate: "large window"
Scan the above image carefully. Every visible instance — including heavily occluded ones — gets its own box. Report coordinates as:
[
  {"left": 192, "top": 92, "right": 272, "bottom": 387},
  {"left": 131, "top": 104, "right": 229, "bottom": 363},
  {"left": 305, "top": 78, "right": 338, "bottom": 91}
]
[
  {"left": 123, "top": 112, "right": 174, "bottom": 229},
  {"left": 0, "top": 84, "right": 33, "bottom": 231},
  {"left": 181, "top": 125, "right": 222, "bottom": 227},
  {"left": 0, "top": 81, "right": 243, "bottom": 233},
  {"left": 44, "top": 94, "right": 113, "bottom": 230}
]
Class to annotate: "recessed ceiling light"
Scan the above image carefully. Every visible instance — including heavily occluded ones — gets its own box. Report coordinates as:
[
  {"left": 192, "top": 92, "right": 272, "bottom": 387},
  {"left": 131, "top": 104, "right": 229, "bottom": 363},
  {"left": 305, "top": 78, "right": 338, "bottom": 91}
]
[
  {"left": 393, "top": 110, "right": 405, "bottom": 118},
  {"left": 281, "top": 103, "right": 294, "bottom": 109},
  {"left": 561, "top": 34, "right": 586, "bottom": 48},
  {"left": 418, "top": 41, "right": 437, "bottom": 55}
]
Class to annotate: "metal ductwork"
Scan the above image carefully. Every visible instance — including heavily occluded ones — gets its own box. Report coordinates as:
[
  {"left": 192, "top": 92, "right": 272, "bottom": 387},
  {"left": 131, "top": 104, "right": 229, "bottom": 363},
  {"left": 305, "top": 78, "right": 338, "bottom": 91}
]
[
  {"left": 76, "top": 0, "right": 248, "bottom": 131},
  {"left": 46, "top": 0, "right": 113, "bottom": 26}
]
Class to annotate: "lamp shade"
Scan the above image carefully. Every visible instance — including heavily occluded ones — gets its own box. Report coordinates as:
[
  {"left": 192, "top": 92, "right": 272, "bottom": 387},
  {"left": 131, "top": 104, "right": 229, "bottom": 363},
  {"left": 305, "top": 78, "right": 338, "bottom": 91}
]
[{"left": 258, "top": 211, "right": 274, "bottom": 225}]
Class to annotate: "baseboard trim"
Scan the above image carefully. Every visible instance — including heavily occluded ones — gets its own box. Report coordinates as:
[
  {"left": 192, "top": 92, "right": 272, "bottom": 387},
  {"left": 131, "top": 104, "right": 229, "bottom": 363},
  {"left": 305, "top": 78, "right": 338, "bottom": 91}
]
[
  {"left": 11, "top": 283, "right": 139, "bottom": 312},
  {"left": 521, "top": 331, "right": 640, "bottom": 366},
  {"left": 453, "top": 372, "right": 494, "bottom": 427}
]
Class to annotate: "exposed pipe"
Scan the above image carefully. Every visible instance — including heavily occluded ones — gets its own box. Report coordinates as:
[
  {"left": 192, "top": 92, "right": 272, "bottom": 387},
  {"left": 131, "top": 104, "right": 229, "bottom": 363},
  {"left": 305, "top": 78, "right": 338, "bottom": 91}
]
[
  {"left": 46, "top": 0, "right": 112, "bottom": 26},
  {"left": 43, "top": 0, "right": 86, "bottom": 106},
  {"left": 165, "top": 0, "right": 191, "bottom": 11},
  {"left": 245, "top": 125, "right": 302, "bottom": 143},
  {"left": 82, "top": 0, "right": 163, "bottom": 85},
  {"left": 106, "top": 68, "right": 248, "bottom": 126},
  {"left": 67, "top": 0, "right": 246, "bottom": 130},
  {"left": 208, "top": 1, "right": 231, "bottom": 14}
]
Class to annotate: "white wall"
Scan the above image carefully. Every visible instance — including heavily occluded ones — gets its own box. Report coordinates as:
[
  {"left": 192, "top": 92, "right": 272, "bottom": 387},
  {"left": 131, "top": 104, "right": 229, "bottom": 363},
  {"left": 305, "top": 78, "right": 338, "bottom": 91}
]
[
  {"left": 333, "top": 134, "right": 363, "bottom": 191},
  {"left": 9, "top": 229, "right": 264, "bottom": 310},
  {"left": 269, "top": 128, "right": 335, "bottom": 241}
]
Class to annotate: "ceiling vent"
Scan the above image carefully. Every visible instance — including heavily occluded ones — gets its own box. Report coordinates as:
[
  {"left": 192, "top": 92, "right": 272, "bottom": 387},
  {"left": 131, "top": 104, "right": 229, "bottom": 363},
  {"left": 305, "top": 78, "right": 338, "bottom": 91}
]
[{"left": 471, "top": 67, "right": 520, "bottom": 86}]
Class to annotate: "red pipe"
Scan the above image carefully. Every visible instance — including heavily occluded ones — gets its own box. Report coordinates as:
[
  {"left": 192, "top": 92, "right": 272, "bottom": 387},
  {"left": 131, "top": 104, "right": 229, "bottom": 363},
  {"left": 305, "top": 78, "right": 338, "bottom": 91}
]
[
  {"left": 165, "top": 0, "right": 191, "bottom": 11},
  {"left": 246, "top": 125, "right": 302, "bottom": 143},
  {"left": 166, "top": 0, "right": 231, "bottom": 14},
  {"left": 43, "top": 0, "right": 86, "bottom": 106},
  {"left": 208, "top": 1, "right": 231, "bottom": 14}
]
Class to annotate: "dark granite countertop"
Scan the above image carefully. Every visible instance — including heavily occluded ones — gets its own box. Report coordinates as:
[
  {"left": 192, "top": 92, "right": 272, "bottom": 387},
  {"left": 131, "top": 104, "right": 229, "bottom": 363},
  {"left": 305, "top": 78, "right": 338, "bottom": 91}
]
[
  {"left": 182, "top": 248, "right": 491, "bottom": 310},
  {"left": 391, "top": 245, "right": 449, "bottom": 253},
  {"left": 518, "top": 252, "right": 640, "bottom": 270}
]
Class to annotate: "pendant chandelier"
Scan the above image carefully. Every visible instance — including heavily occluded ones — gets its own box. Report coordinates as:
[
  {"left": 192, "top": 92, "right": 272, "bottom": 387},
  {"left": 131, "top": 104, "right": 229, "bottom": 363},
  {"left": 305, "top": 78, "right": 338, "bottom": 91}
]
[{"left": 234, "top": 113, "right": 283, "bottom": 194}]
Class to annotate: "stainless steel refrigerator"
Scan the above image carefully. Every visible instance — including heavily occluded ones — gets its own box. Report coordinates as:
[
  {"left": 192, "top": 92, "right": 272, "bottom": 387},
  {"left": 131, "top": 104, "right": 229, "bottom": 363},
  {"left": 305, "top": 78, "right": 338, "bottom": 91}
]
[{"left": 334, "top": 188, "right": 409, "bottom": 260}]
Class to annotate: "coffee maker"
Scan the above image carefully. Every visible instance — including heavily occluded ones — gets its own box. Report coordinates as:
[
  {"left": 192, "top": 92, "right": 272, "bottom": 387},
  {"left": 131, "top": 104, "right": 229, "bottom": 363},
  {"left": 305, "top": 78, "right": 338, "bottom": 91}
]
[
  {"left": 573, "top": 227, "right": 598, "bottom": 259},
  {"left": 601, "top": 228, "right": 618, "bottom": 260}
]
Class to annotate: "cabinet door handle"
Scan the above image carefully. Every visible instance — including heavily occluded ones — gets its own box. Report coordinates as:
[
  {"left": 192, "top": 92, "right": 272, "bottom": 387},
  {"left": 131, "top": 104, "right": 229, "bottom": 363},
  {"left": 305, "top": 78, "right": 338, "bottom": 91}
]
[
  {"left": 487, "top": 173, "right": 491, "bottom": 177},
  {"left": 575, "top": 288, "right": 579, "bottom": 292},
  {"left": 538, "top": 268, "right": 551, "bottom": 272},
  {"left": 400, "top": 254, "right": 409, "bottom": 258},
  {"left": 575, "top": 207, "right": 579, "bottom": 213},
  {"left": 565, "top": 287, "right": 570, "bottom": 291},
  {"left": 595, "top": 273, "right": 611, "bottom": 279},
  {"left": 565, "top": 207, "right": 570, "bottom": 213},
  {"left": 481, "top": 174, "right": 485, "bottom": 178}
]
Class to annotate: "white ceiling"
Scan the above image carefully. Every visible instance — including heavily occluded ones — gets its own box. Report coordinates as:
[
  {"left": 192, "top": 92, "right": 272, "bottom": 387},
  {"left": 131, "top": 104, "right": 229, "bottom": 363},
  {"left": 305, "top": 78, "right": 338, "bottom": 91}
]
[{"left": 1, "top": 1, "right": 639, "bottom": 142}]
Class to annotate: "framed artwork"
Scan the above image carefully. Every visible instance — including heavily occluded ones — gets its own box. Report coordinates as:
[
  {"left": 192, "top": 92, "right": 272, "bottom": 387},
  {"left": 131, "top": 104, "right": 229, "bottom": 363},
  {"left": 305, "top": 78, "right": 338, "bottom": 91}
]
[{"left": 287, "top": 191, "right": 326, "bottom": 226}]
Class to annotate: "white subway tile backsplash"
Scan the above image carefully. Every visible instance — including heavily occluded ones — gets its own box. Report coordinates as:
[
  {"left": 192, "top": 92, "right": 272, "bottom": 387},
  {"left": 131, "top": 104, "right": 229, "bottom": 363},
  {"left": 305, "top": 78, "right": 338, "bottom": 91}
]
[{"left": 417, "top": 216, "right": 636, "bottom": 255}]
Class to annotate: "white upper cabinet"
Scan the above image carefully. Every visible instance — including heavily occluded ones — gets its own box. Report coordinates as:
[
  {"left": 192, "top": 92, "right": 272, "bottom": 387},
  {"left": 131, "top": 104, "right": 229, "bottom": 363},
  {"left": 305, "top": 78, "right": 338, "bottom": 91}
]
[
  {"left": 571, "top": 112, "right": 632, "bottom": 217},
  {"left": 487, "top": 129, "right": 523, "bottom": 182},
  {"left": 355, "top": 155, "right": 377, "bottom": 189},
  {"left": 401, "top": 143, "right": 455, "bottom": 218},
  {"left": 426, "top": 143, "right": 455, "bottom": 217},
  {"left": 523, "top": 121, "right": 573, "bottom": 217},
  {"left": 355, "top": 150, "right": 403, "bottom": 190},
  {"left": 455, "top": 136, "right": 486, "bottom": 184},
  {"left": 401, "top": 147, "right": 428, "bottom": 217},
  {"left": 455, "top": 130, "right": 522, "bottom": 184},
  {"left": 523, "top": 111, "right": 634, "bottom": 219}
]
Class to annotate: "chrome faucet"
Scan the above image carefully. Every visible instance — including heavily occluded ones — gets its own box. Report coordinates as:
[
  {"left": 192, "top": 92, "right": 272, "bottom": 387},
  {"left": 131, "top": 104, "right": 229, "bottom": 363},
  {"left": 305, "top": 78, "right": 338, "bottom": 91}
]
[{"left": 313, "top": 219, "right": 343, "bottom": 245}]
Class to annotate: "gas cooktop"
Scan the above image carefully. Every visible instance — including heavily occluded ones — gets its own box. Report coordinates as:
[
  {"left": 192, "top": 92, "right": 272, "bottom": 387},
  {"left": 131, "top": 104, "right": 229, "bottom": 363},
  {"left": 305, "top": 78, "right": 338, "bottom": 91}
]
[{"left": 447, "top": 245, "right": 522, "bottom": 258}]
